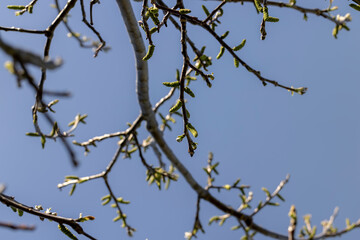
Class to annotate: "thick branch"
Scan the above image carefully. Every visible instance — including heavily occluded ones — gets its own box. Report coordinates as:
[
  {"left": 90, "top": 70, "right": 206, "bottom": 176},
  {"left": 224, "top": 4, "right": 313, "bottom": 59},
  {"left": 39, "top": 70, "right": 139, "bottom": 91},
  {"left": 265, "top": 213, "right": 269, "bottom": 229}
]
[
  {"left": 114, "top": 0, "right": 289, "bottom": 239},
  {"left": 0, "top": 193, "right": 95, "bottom": 239}
]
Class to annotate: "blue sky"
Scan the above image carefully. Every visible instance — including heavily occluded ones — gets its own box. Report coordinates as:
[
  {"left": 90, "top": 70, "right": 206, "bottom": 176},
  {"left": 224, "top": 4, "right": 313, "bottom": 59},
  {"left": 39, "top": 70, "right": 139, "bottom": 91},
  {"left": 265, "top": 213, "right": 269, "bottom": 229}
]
[{"left": 0, "top": 0, "right": 360, "bottom": 239}]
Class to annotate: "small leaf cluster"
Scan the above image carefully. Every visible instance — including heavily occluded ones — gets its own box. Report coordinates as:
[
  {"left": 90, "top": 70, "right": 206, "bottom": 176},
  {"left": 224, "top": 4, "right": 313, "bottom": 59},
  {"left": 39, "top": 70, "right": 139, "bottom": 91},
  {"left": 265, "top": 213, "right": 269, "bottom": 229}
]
[
  {"left": 68, "top": 113, "right": 88, "bottom": 127},
  {"left": 203, "top": 160, "right": 219, "bottom": 184},
  {"left": 101, "top": 194, "right": 130, "bottom": 207},
  {"left": 298, "top": 214, "right": 317, "bottom": 239},
  {"left": 141, "top": 6, "right": 161, "bottom": 61},
  {"left": 289, "top": 86, "right": 308, "bottom": 96},
  {"left": 145, "top": 6, "right": 160, "bottom": 26},
  {"left": 26, "top": 102, "right": 61, "bottom": 149},
  {"left": 187, "top": 219, "right": 204, "bottom": 240},
  {"left": 253, "top": 0, "right": 279, "bottom": 22},
  {"left": 193, "top": 47, "right": 214, "bottom": 87},
  {"left": 146, "top": 165, "right": 178, "bottom": 190},
  {"left": 120, "top": 133, "right": 140, "bottom": 159},
  {"left": 208, "top": 214, "right": 230, "bottom": 227},
  {"left": 240, "top": 228, "right": 257, "bottom": 240},
  {"left": 158, "top": 112, "right": 176, "bottom": 131},
  {"left": 202, "top": 5, "right": 224, "bottom": 31},
  {"left": 216, "top": 29, "right": 247, "bottom": 69},
  {"left": 10, "top": 206, "right": 24, "bottom": 217},
  {"left": 101, "top": 194, "right": 134, "bottom": 235}
]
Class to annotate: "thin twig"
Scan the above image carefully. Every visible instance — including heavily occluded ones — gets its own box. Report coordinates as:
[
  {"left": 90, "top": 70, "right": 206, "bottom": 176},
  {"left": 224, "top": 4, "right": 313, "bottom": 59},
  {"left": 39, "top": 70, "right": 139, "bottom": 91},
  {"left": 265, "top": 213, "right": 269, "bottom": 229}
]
[
  {"left": 0, "top": 221, "right": 35, "bottom": 231},
  {"left": 79, "top": 0, "right": 106, "bottom": 57},
  {"left": 203, "top": 0, "right": 226, "bottom": 23},
  {"left": 250, "top": 174, "right": 290, "bottom": 218}
]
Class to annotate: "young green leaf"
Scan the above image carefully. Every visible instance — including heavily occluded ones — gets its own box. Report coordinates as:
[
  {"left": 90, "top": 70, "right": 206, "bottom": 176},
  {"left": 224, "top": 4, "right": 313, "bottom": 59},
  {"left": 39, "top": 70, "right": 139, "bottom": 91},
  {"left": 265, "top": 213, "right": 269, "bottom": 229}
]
[
  {"left": 216, "top": 46, "right": 225, "bottom": 59},
  {"left": 350, "top": 3, "right": 360, "bottom": 11},
  {"left": 101, "top": 195, "right": 111, "bottom": 205},
  {"left": 186, "top": 123, "right": 198, "bottom": 138},
  {"left": 17, "top": 209, "right": 24, "bottom": 217},
  {"left": 267, "top": 202, "right": 280, "bottom": 206},
  {"left": 265, "top": 16, "right": 279, "bottom": 22},
  {"left": 184, "top": 87, "right": 195, "bottom": 98},
  {"left": 220, "top": 31, "right": 229, "bottom": 39},
  {"left": 253, "top": 0, "right": 263, "bottom": 12},
  {"left": 113, "top": 215, "right": 121, "bottom": 222},
  {"left": 41, "top": 135, "right": 46, "bottom": 149},
  {"left": 208, "top": 216, "right": 220, "bottom": 225},
  {"left": 263, "top": 6, "right": 269, "bottom": 19},
  {"left": 58, "top": 224, "right": 78, "bottom": 240},
  {"left": 176, "top": 134, "right": 185, "bottom": 142},
  {"left": 233, "top": 39, "right": 246, "bottom": 51},
  {"left": 149, "top": 27, "right": 158, "bottom": 34},
  {"left": 276, "top": 193, "right": 285, "bottom": 202},
  {"left": 169, "top": 99, "right": 182, "bottom": 113},
  {"left": 202, "top": 5, "right": 210, "bottom": 16},
  {"left": 185, "top": 109, "right": 190, "bottom": 119},
  {"left": 234, "top": 58, "right": 240, "bottom": 68},
  {"left": 148, "top": 8, "right": 160, "bottom": 25},
  {"left": 7, "top": 5, "right": 26, "bottom": 10},
  {"left": 231, "top": 225, "right": 241, "bottom": 231},
  {"left": 143, "top": 45, "right": 155, "bottom": 61},
  {"left": 26, "top": 132, "right": 40, "bottom": 137},
  {"left": 163, "top": 81, "right": 180, "bottom": 87},
  {"left": 261, "top": 187, "right": 271, "bottom": 197},
  {"left": 48, "top": 99, "right": 59, "bottom": 108},
  {"left": 49, "top": 121, "right": 58, "bottom": 137},
  {"left": 69, "top": 184, "right": 76, "bottom": 196}
]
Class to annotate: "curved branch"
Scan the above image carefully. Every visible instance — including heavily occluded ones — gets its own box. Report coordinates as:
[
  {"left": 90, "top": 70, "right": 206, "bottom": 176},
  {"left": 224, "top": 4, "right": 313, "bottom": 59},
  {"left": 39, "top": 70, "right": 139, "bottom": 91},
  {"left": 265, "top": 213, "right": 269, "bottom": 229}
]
[{"left": 114, "top": 0, "right": 289, "bottom": 239}]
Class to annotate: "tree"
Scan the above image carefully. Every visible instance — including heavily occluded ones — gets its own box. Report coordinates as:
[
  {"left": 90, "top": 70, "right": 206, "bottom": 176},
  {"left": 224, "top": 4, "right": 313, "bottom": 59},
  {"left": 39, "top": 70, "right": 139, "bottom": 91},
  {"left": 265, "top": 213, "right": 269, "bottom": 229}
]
[{"left": 1, "top": 0, "right": 360, "bottom": 239}]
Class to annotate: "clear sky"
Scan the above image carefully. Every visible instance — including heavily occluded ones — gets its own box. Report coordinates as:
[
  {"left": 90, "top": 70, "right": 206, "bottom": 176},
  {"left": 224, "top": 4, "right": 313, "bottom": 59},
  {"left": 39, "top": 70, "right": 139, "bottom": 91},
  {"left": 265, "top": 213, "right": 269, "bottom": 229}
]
[{"left": 0, "top": 0, "right": 360, "bottom": 239}]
